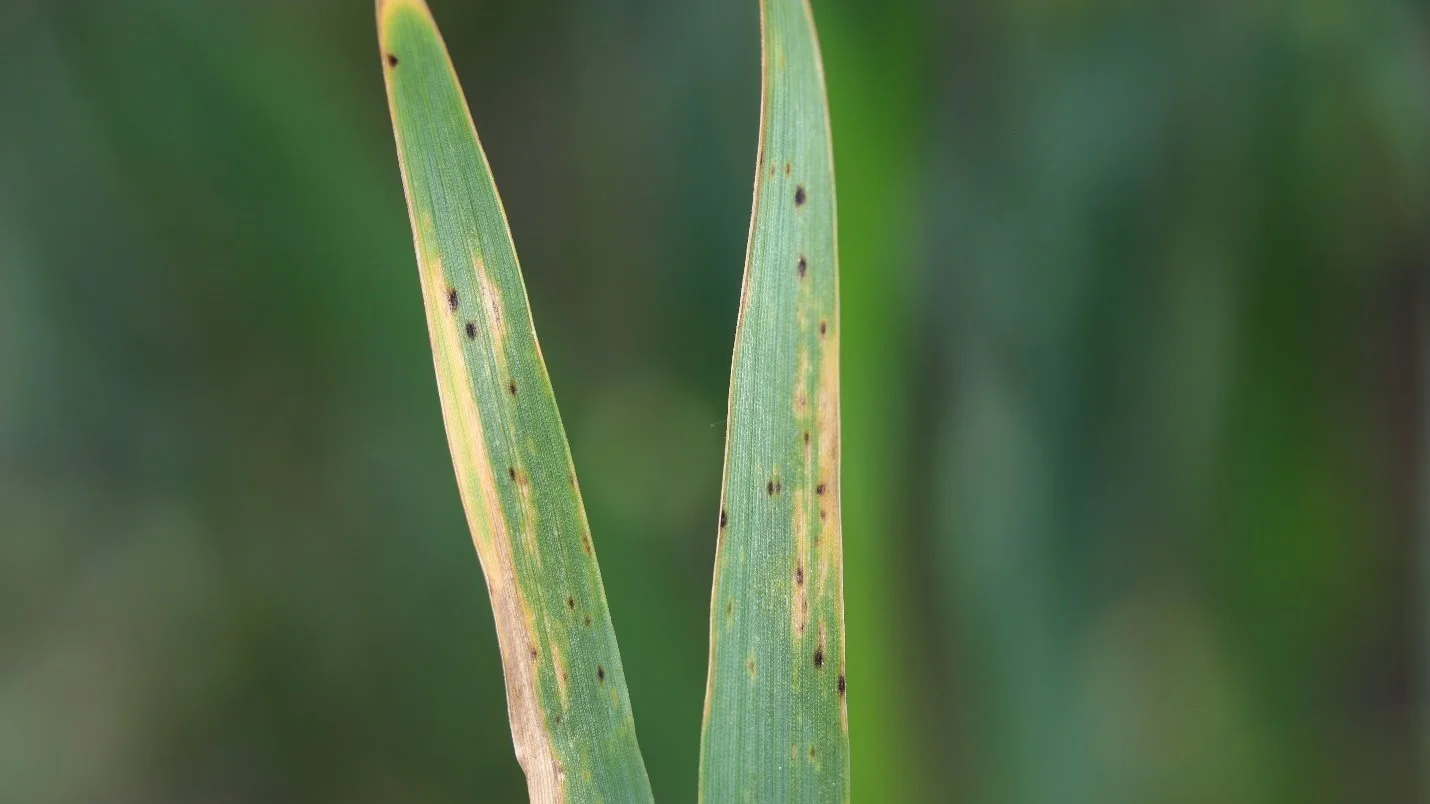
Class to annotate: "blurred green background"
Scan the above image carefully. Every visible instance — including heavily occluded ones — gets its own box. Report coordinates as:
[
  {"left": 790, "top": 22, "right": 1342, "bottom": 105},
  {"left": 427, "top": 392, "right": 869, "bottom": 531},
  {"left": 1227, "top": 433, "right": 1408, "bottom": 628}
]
[{"left": 3, "top": 0, "right": 1428, "bottom": 801}]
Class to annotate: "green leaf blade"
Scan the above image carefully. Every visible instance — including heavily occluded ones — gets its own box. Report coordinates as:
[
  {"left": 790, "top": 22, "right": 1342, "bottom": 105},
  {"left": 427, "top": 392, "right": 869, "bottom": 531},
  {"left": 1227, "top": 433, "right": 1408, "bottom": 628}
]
[
  {"left": 377, "top": 2, "right": 653, "bottom": 801},
  {"left": 700, "top": 0, "right": 848, "bottom": 800}
]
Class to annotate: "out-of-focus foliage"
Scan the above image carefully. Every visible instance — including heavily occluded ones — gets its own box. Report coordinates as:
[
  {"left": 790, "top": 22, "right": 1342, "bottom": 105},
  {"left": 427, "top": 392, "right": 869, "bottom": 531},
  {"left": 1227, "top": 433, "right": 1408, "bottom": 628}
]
[{"left": 1, "top": 0, "right": 1426, "bottom": 802}]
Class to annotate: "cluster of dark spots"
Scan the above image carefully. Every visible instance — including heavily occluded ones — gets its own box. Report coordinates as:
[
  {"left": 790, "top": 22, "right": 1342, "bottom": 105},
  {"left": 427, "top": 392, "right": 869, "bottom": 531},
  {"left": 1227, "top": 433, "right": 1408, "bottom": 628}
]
[
  {"left": 465, "top": 322, "right": 477, "bottom": 340},
  {"left": 386, "top": 53, "right": 399, "bottom": 67},
  {"left": 816, "top": 483, "right": 826, "bottom": 496},
  {"left": 795, "top": 564, "right": 804, "bottom": 585},
  {"left": 566, "top": 596, "right": 576, "bottom": 610},
  {"left": 767, "top": 478, "right": 782, "bottom": 495},
  {"left": 720, "top": 508, "right": 728, "bottom": 529},
  {"left": 795, "top": 185, "right": 807, "bottom": 206},
  {"left": 507, "top": 380, "right": 518, "bottom": 397},
  {"left": 797, "top": 256, "right": 807, "bottom": 278},
  {"left": 596, "top": 665, "right": 606, "bottom": 683},
  {"left": 838, "top": 674, "right": 846, "bottom": 695},
  {"left": 508, "top": 466, "right": 516, "bottom": 481},
  {"left": 819, "top": 320, "right": 827, "bottom": 337},
  {"left": 814, "top": 647, "right": 825, "bottom": 669},
  {"left": 446, "top": 288, "right": 459, "bottom": 310},
  {"left": 583, "top": 614, "right": 591, "bottom": 627}
]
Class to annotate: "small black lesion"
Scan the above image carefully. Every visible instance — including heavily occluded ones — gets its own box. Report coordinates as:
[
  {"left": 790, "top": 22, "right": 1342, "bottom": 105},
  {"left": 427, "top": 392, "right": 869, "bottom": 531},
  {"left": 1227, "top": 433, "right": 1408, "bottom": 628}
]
[
  {"left": 597, "top": 665, "right": 606, "bottom": 683},
  {"left": 446, "top": 288, "right": 459, "bottom": 310},
  {"left": 720, "top": 508, "right": 728, "bottom": 529},
  {"left": 386, "top": 53, "right": 399, "bottom": 68},
  {"left": 767, "top": 479, "right": 782, "bottom": 495},
  {"left": 465, "top": 322, "right": 477, "bottom": 340},
  {"left": 795, "top": 185, "right": 807, "bottom": 206},
  {"left": 798, "top": 256, "right": 807, "bottom": 278},
  {"left": 819, "top": 320, "right": 828, "bottom": 337},
  {"left": 814, "top": 647, "right": 825, "bottom": 669},
  {"left": 583, "top": 614, "right": 591, "bottom": 627},
  {"left": 566, "top": 596, "right": 575, "bottom": 610},
  {"left": 803, "top": 431, "right": 810, "bottom": 446},
  {"left": 816, "top": 483, "right": 826, "bottom": 496},
  {"left": 507, "top": 380, "right": 518, "bottom": 397},
  {"left": 528, "top": 645, "right": 538, "bottom": 660},
  {"left": 508, "top": 466, "right": 517, "bottom": 481},
  {"left": 838, "top": 674, "right": 846, "bottom": 695},
  {"left": 795, "top": 564, "right": 804, "bottom": 585}
]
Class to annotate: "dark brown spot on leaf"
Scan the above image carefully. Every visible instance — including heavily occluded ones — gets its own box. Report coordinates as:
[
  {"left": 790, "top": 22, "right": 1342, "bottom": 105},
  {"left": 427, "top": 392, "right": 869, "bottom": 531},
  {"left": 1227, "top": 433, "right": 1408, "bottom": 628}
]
[
  {"left": 814, "top": 647, "right": 825, "bottom": 669},
  {"left": 838, "top": 674, "right": 846, "bottom": 694},
  {"left": 508, "top": 380, "right": 517, "bottom": 396},
  {"left": 581, "top": 532, "right": 593, "bottom": 556},
  {"left": 798, "top": 256, "right": 807, "bottom": 278},
  {"left": 720, "top": 508, "right": 728, "bottom": 528},
  {"left": 795, "top": 185, "right": 806, "bottom": 206},
  {"left": 795, "top": 564, "right": 804, "bottom": 585},
  {"left": 465, "top": 322, "right": 477, "bottom": 339},
  {"left": 816, "top": 483, "right": 826, "bottom": 496},
  {"left": 508, "top": 466, "right": 516, "bottom": 481},
  {"left": 566, "top": 596, "right": 575, "bottom": 610},
  {"left": 386, "top": 53, "right": 399, "bottom": 67},
  {"left": 809, "top": 746, "right": 817, "bottom": 759},
  {"left": 597, "top": 665, "right": 606, "bottom": 683},
  {"left": 819, "top": 321, "right": 827, "bottom": 336},
  {"left": 785, "top": 162, "right": 792, "bottom": 175},
  {"left": 528, "top": 645, "right": 538, "bottom": 659},
  {"left": 767, "top": 480, "right": 775, "bottom": 495},
  {"left": 820, "top": 508, "right": 828, "bottom": 522},
  {"left": 803, "top": 431, "right": 810, "bottom": 445},
  {"left": 583, "top": 614, "right": 591, "bottom": 627},
  {"left": 447, "top": 288, "right": 458, "bottom": 310}
]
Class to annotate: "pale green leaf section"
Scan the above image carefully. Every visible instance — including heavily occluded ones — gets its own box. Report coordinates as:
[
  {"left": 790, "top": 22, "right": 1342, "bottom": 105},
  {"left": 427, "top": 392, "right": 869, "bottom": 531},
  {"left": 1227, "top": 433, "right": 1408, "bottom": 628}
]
[
  {"left": 377, "top": 2, "right": 652, "bottom": 801},
  {"left": 700, "top": 0, "right": 847, "bottom": 800}
]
